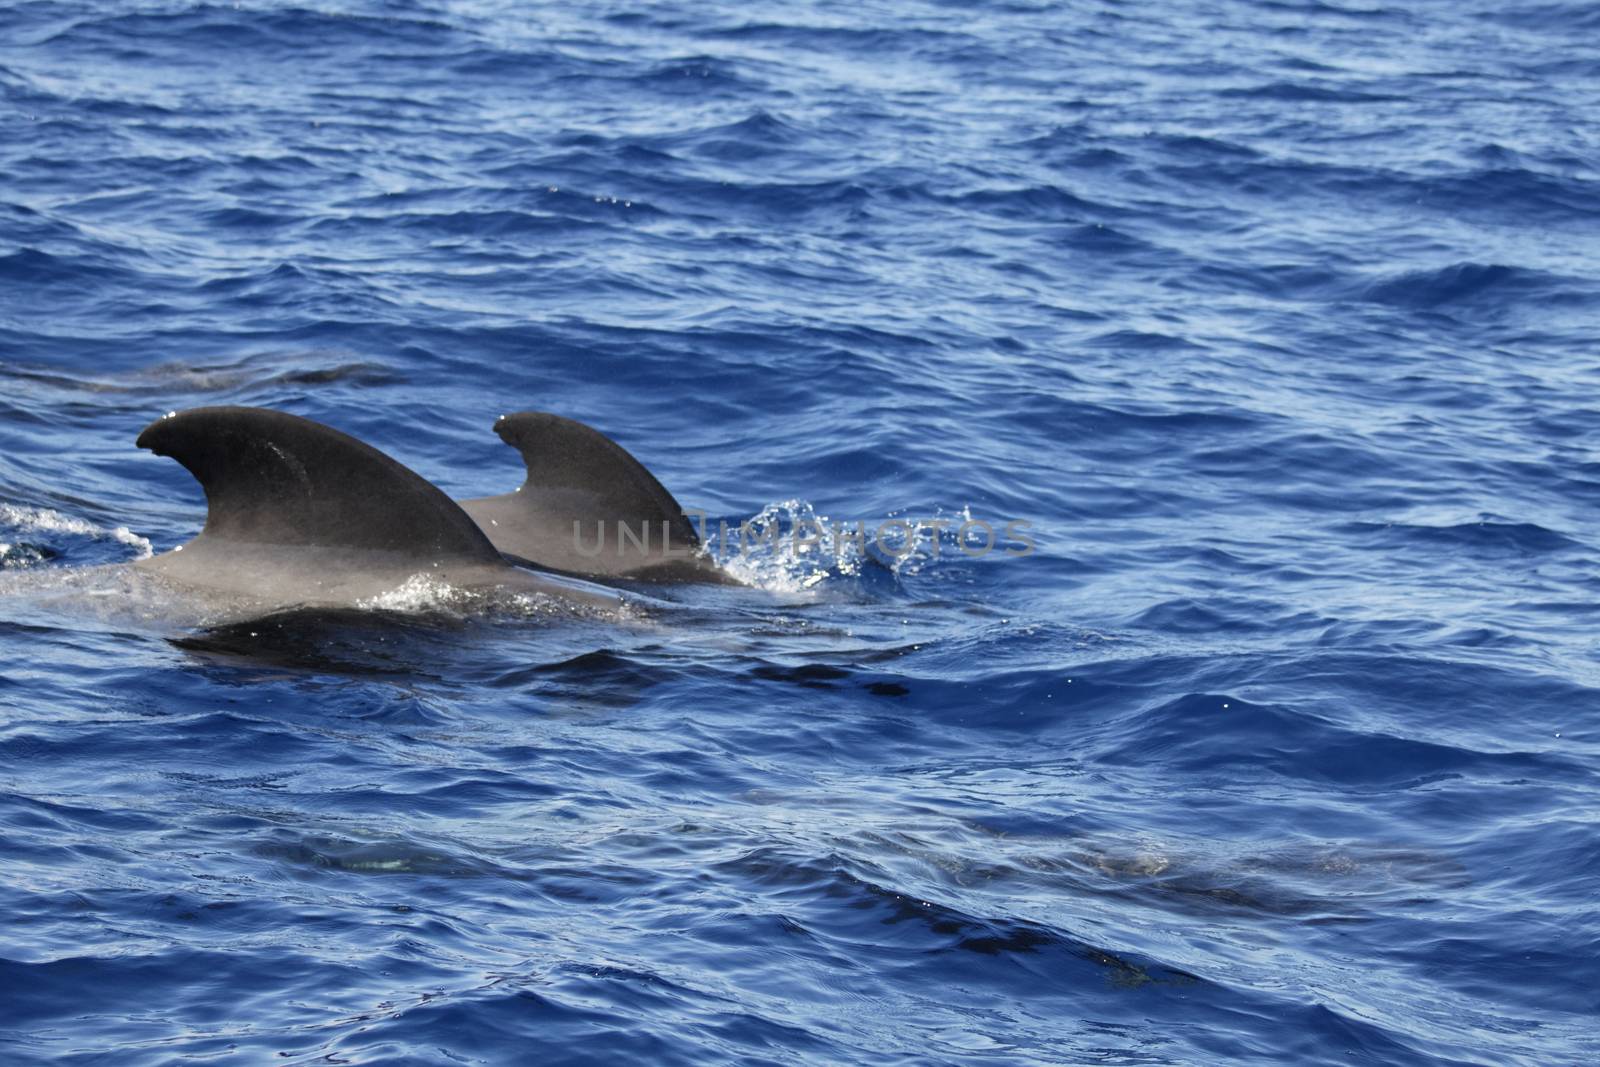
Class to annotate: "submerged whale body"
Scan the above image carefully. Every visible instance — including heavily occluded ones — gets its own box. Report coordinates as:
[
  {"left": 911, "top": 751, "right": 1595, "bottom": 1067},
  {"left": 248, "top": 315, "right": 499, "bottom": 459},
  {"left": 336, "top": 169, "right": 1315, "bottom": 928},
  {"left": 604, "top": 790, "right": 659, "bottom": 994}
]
[{"left": 129, "top": 405, "right": 728, "bottom": 615}]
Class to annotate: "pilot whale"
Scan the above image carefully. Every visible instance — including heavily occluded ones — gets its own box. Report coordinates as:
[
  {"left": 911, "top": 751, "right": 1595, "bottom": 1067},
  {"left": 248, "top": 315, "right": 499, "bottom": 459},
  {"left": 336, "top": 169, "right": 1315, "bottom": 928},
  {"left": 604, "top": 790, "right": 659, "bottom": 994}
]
[
  {"left": 133, "top": 406, "right": 626, "bottom": 612},
  {"left": 128, "top": 405, "right": 729, "bottom": 616},
  {"left": 459, "top": 411, "right": 734, "bottom": 585}
]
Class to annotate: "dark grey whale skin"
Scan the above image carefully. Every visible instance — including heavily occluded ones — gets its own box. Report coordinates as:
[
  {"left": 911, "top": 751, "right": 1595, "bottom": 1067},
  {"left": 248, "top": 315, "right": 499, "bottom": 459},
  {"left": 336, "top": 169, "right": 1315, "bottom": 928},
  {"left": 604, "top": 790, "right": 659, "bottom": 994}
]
[
  {"left": 133, "top": 407, "right": 621, "bottom": 610},
  {"left": 460, "top": 412, "right": 737, "bottom": 585}
]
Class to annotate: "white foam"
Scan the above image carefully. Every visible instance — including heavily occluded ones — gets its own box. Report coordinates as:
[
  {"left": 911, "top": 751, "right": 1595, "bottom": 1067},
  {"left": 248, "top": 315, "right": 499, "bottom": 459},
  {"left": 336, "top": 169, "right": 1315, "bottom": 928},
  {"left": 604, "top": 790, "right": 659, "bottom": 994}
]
[
  {"left": 357, "top": 573, "right": 465, "bottom": 612},
  {"left": 356, "top": 572, "right": 632, "bottom": 622},
  {"left": 0, "top": 503, "right": 152, "bottom": 560}
]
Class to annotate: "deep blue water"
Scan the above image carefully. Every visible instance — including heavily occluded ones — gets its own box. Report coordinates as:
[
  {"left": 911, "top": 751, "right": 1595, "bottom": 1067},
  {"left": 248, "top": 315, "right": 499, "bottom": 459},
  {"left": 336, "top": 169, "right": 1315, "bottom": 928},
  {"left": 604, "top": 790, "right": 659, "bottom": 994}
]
[{"left": 3, "top": 0, "right": 1599, "bottom": 1062}]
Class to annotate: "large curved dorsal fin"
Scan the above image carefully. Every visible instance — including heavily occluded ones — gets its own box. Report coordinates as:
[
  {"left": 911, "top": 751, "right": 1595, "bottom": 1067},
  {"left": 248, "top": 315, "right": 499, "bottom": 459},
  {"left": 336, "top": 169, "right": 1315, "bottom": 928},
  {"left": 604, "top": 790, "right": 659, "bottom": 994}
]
[
  {"left": 460, "top": 412, "right": 728, "bottom": 583},
  {"left": 137, "top": 406, "right": 501, "bottom": 563}
]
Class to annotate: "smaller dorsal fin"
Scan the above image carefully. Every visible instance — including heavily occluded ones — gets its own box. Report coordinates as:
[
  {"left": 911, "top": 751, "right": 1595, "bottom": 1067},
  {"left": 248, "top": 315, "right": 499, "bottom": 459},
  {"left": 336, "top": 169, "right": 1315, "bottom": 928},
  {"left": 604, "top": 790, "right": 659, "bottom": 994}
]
[
  {"left": 493, "top": 412, "right": 698, "bottom": 543},
  {"left": 460, "top": 412, "right": 730, "bottom": 583}
]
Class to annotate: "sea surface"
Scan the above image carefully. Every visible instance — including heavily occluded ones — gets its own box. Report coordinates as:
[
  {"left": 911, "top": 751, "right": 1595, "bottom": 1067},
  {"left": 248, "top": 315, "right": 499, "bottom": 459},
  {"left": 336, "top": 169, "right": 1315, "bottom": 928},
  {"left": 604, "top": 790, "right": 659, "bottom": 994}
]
[{"left": 2, "top": 1, "right": 1598, "bottom": 1063}]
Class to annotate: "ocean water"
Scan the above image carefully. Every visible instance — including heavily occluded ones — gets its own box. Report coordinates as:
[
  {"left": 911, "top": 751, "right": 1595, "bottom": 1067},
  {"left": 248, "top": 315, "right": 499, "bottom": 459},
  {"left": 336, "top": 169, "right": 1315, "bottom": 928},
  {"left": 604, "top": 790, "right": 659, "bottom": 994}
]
[{"left": 2, "top": 0, "right": 1598, "bottom": 1062}]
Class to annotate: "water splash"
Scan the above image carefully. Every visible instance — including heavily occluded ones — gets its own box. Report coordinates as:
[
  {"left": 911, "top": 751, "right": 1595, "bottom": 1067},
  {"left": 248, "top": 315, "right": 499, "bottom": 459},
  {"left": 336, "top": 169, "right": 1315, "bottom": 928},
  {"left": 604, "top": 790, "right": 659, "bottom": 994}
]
[
  {"left": 709, "top": 500, "right": 992, "bottom": 594},
  {"left": 356, "top": 571, "right": 641, "bottom": 622},
  {"left": 711, "top": 499, "right": 866, "bottom": 595},
  {"left": 0, "top": 503, "right": 152, "bottom": 562}
]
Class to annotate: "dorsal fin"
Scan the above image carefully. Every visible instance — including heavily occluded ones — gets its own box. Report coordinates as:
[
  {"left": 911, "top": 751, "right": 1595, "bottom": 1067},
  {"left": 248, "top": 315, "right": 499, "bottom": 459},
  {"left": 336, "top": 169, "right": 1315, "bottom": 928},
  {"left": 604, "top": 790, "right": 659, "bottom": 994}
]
[
  {"left": 460, "top": 412, "right": 729, "bottom": 583},
  {"left": 137, "top": 406, "right": 501, "bottom": 563},
  {"left": 492, "top": 412, "right": 699, "bottom": 544}
]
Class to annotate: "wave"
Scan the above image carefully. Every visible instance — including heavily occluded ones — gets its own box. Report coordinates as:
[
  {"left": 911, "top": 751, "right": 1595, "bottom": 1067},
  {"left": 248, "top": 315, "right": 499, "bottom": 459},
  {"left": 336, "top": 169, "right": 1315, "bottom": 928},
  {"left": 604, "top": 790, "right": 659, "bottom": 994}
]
[
  {"left": 0, "top": 504, "right": 150, "bottom": 562},
  {"left": 1355, "top": 261, "right": 1595, "bottom": 314}
]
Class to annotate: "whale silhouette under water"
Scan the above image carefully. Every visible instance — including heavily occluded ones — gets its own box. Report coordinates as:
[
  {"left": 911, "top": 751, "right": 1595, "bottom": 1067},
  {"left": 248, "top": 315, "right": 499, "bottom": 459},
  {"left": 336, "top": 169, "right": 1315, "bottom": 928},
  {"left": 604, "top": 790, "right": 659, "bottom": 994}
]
[{"left": 132, "top": 405, "right": 731, "bottom": 615}]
